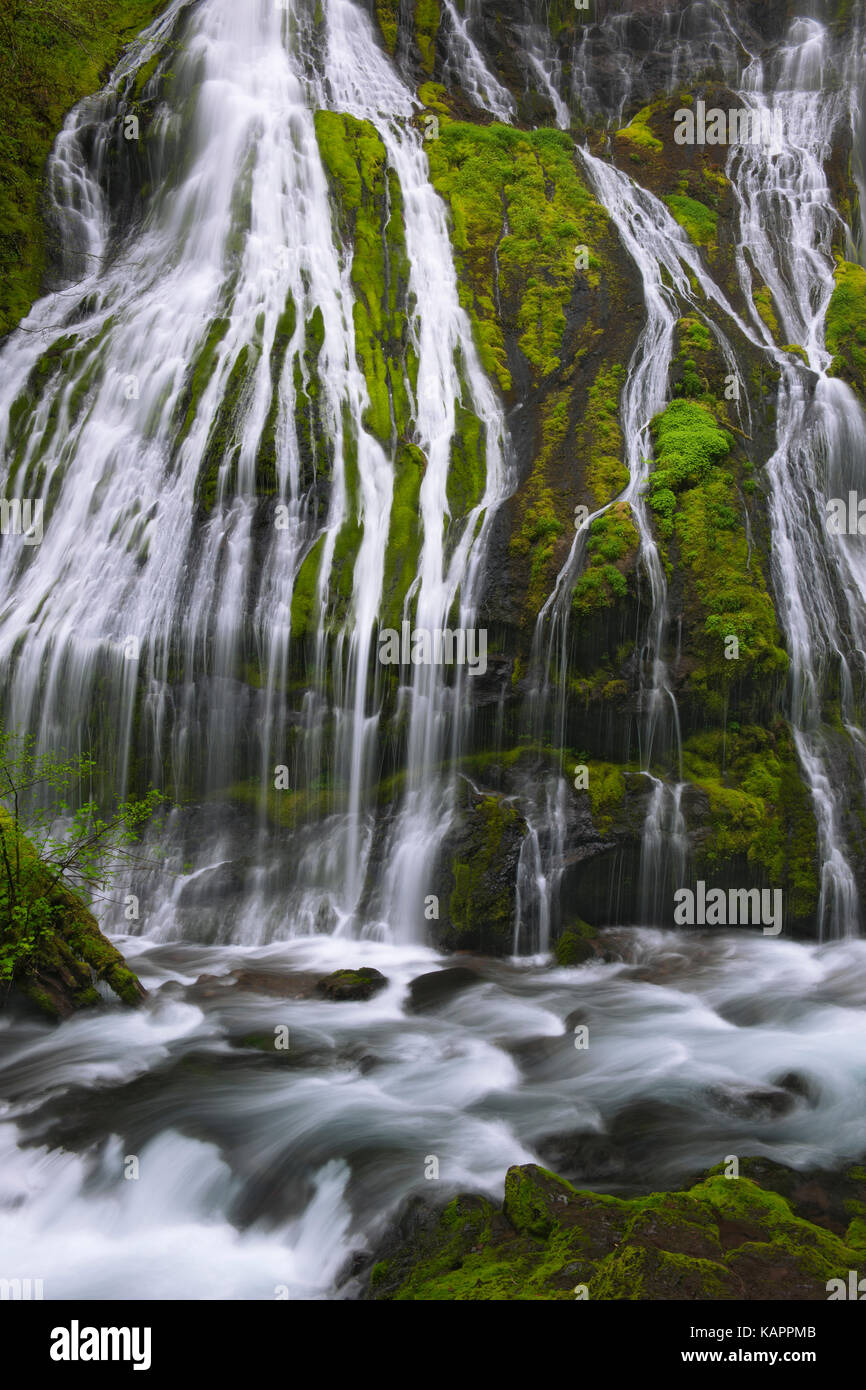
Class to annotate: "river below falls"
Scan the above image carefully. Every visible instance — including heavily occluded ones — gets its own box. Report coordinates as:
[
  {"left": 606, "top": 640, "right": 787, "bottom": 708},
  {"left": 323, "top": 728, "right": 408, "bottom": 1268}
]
[{"left": 1, "top": 928, "right": 865, "bottom": 1299}]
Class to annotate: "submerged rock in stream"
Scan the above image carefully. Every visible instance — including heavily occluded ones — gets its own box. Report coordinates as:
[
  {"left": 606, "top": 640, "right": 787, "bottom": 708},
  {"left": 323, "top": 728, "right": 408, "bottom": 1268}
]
[
  {"left": 360, "top": 1158, "right": 866, "bottom": 1301},
  {"left": 316, "top": 967, "right": 389, "bottom": 1001}
]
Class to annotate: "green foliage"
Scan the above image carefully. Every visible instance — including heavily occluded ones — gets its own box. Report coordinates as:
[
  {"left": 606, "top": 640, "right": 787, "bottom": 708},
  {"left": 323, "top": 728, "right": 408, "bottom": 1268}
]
[
  {"left": 371, "top": 1161, "right": 866, "bottom": 1300},
  {"left": 0, "top": 729, "right": 163, "bottom": 992},
  {"left": 374, "top": 0, "right": 399, "bottom": 53},
  {"left": 753, "top": 285, "right": 780, "bottom": 338},
  {"left": 414, "top": 0, "right": 440, "bottom": 74},
  {"left": 315, "top": 110, "right": 412, "bottom": 444},
  {"left": 582, "top": 363, "right": 627, "bottom": 506}
]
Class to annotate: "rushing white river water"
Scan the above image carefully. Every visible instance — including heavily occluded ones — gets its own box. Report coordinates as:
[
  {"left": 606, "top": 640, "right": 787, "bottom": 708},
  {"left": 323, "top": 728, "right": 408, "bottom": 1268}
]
[{"left": 2, "top": 929, "right": 866, "bottom": 1297}]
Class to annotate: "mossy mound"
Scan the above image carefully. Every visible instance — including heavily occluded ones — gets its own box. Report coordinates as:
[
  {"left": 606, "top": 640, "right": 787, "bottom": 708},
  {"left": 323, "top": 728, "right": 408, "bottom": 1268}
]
[
  {"left": 316, "top": 967, "right": 388, "bottom": 1001},
  {"left": 648, "top": 397, "right": 788, "bottom": 698},
  {"left": 825, "top": 258, "right": 866, "bottom": 395},
  {"left": 365, "top": 1158, "right": 866, "bottom": 1300}
]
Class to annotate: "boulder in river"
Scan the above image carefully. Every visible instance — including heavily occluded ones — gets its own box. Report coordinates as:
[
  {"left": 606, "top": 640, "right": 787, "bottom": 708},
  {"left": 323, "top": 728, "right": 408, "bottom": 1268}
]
[{"left": 316, "top": 967, "right": 388, "bottom": 1001}]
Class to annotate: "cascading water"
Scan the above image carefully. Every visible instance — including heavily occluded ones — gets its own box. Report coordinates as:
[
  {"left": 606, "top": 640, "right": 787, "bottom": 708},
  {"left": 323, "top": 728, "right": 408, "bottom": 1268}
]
[{"left": 2, "top": 0, "right": 866, "bottom": 1304}]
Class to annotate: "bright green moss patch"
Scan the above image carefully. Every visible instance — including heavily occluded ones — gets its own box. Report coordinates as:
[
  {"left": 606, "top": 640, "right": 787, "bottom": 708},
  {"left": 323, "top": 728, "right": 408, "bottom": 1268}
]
[
  {"left": 582, "top": 363, "right": 628, "bottom": 506},
  {"left": 447, "top": 377, "right": 487, "bottom": 522},
  {"left": 510, "top": 488, "right": 565, "bottom": 615},
  {"left": 753, "top": 284, "right": 780, "bottom": 338},
  {"left": 648, "top": 399, "right": 787, "bottom": 690},
  {"left": 315, "top": 111, "right": 412, "bottom": 444},
  {"left": 374, "top": 0, "right": 399, "bottom": 53},
  {"left": 414, "top": 0, "right": 440, "bottom": 74},
  {"left": 586, "top": 761, "right": 626, "bottom": 834},
  {"left": 664, "top": 194, "right": 718, "bottom": 247},
  {"left": 615, "top": 106, "right": 663, "bottom": 154},
  {"left": 825, "top": 258, "right": 866, "bottom": 395},
  {"left": 426, "top": 121, "right": 609, "bottom": 389},
  {"left": 381, "top": 443, "right": 424, "bottom": 627},
  {"left": 290, "top": 534, "right": 326, "bottom": 640},
  {"left": 571, "top": 503, "right": 638, "bottom": 618}
]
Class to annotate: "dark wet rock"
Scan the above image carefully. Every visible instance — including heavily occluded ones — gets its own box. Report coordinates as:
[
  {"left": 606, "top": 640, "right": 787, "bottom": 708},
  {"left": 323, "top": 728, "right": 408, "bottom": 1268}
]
[
  {"left": 187, "top": 968, "right": 324, "bottom": 1001},
  {"left": 772, "top": 1071, "right": 821, "bottom": 1107},
  {"left": 535, "top": 1130, "right": 626, "bottom": 1184},
  {"left": 707, "top": 1083, "right": 797, "bottom": 1121},
  {"left": 507, "top": 1033, "right": 570, "bottom": 1071},
  {"left": 316, "top": 967, "right": 388, "bottom": 1001},
  {"left": 406, "top": 965, "right": 482, "bottom": 1012},
  {"left": 177, "top": 860, "right": 248, "bottom": 906}
]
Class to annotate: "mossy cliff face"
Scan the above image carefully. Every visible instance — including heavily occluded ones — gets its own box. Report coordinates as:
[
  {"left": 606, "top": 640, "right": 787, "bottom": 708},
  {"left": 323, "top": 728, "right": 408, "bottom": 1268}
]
[
  {"left": 0, "top": 0, "right": 171, "bottom": 337},
  {"left": 421, "top": 113, "right": 643, "bottom": 633},
  {"left": 363, "top": 1157, "right": 866, "bottom": 1300}
]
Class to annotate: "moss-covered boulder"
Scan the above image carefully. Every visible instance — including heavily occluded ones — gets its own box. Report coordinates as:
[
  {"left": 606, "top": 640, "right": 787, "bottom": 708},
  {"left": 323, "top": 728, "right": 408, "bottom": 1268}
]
[
  {"left": 0, "top": 808, "right": 147, "bottom": 1020},
  {"left": 363, "top": 1158, "right": 866, "bottom": 1300},
  {"left": 316, "top": 967, "right": 388, "bottom": 1001}
]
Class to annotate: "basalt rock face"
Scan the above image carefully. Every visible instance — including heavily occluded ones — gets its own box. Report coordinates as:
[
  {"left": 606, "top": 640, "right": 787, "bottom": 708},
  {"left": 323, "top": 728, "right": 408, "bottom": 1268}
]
[
  {"left": 1, "top": 0, "right": 865, "bottom": 955},
  {"left": 359, "top": 1157, "right": 866, "bottom": 1300}
]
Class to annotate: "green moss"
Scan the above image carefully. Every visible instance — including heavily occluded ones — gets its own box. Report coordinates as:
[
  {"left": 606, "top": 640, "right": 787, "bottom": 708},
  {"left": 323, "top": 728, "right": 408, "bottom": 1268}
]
[
  {"left": 663, "top": 194, "right": 718, "bottom": 247},
  {"left": 571, "top": 503, "right": 638, "bottom": 618},
  {"left": 586, "top": 761, "right": 626, "bottom": 834},
  {"left": 0, "top": 808, "right": 146, "bottom": 1013},
  {"left": 825, "top": 258, "right": 866, "bottom": 395},
  {"left": 615, "top": 106, "right": 663, "bottom": 154},
  {"left": 427, "top": 121, "right": 609, "bottom": 390},
  {"left": 291, "top": 535, "right": 326, "bottom": 640},
  {"left": 375, "top": 0, "right": 399, "bottom": 53},
  {"left": 372, "top": 1161, "right": 865, "bottom": 1301},
  {"left": 196, "top": 343, "right": 257, "bottom": 509},
  {"left": 511, "top": 489, "right": 565, "bottom": 614},
  {"left": 414, "top": 0, "right": 440, "bottom": 74},
  {"left": 255, "top": 293, "right": 297, "bottom": 496},
  {"left": 447, "top": 795, "right": 519, "bottom": 951},
  {"left": 381, "top": 443, "right": 425, "bottom": 627},
  {"left": 315, "top": 111, "right": 411, "bottom": 444},
  {"left": 554, "top": 919, "right": 596, "bottom": 966},
  {"left": 682, "top": 725, "right": 818, "bottom": 918},
  {"left": 648, "top": 400, "right": 787, "bottom": 690},
  {"left": 753, "top": 285, "right": 780, "bottom": 339},
  {"left": 582, "top": 363, "right": 627, "bottom": 506},
  {"left": 781, "top": 343, "right": 809, "bottom": 364}
]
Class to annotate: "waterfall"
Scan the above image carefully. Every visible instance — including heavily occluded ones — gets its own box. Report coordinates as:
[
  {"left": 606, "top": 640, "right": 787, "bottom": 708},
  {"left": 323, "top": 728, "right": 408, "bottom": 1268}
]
[
  {"left": 0, "top": 0, "right": 511, "bottom": 946},
  {"left": 3, "top": 0, "right": 866, "bottom": 1307}
]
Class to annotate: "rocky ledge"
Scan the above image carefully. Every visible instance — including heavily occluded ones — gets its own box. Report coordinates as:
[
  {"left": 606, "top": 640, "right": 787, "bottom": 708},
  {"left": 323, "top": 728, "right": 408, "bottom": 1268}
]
[{"left": 361, "top": 1157, "right": 866, "bottom": 1300}]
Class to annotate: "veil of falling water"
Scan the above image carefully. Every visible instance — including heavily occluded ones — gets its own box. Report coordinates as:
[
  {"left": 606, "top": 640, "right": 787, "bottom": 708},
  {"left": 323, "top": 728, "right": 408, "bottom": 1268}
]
[{"left": 0, "top": 0, "right": 510, "bottom": 946}]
